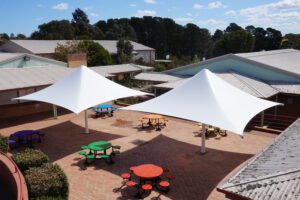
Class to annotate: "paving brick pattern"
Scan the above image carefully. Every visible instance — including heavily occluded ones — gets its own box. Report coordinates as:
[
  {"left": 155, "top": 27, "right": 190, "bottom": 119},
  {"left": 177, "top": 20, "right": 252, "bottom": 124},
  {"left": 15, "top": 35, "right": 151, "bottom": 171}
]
[{"left": 0, "top": 110, "right": 276, "bottom": 200}]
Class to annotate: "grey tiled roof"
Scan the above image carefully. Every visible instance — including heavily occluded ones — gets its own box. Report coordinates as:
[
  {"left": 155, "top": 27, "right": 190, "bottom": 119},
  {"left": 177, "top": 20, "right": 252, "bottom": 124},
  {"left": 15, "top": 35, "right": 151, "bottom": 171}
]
[
  {"left": 8, "top": 40, "right": 154, "bottom": 54},
  {"left": 219, "top": 118, "right": 300, "bottom": 200}
]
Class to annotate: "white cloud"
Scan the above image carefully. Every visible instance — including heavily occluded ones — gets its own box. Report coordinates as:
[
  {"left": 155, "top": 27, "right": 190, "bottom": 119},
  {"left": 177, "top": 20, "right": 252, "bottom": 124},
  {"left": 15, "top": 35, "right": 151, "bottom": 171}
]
[
  {"left": 90, "top": 13, "right": 99, "bottom": 17},
  {"left": 198, "top": 19, "right": 227, "bottom": 29},
  {"left": 52, "top": 3, "right": 69, "bottom": 10},
  {"left": 207, "top": 1, "right": 226, "bottom": 9},
  {"left": 225, "top": 10, "right": 237, "bottom": 16},
  {"left": 83, "top": 6, "right": 92, "bottom": 11},
  {"left": 175, "top": 18, "right": 194, "bottom": 23},
  {"left": 193, "top": 3, "right": 203, "bottom": 10},
  {"left": 135, "top": 10, "right": 156, "bottom": 17},
  {"left": 194, "top": 1, "right": 227, "bottom": 10},
  {"left": 129, "top": 4, "right": 136, "bottom": 7},
  {"left": 144, "top": 0, "right": 156, "bottom": 4},
  {"left": 236, "top": 0, "right": 300, "bottom": 33}
]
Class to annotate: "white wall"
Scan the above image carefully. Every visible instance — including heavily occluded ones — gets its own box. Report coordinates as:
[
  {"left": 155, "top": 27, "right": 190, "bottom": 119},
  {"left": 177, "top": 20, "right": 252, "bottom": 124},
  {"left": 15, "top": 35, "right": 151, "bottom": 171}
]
[{"left": 134, "top": 50, "right": 155, "bottom": 64}]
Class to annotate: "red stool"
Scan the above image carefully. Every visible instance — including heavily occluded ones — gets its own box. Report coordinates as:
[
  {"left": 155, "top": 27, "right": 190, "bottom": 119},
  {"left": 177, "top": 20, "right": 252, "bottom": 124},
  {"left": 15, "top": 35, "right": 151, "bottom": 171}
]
[
  {"left": 121, "top": 173, "right": 131, "bottom": 180},
  {"left": 159, "top": 181, "right": 170, "bottom": 187},
  {"left": 130, "top": 166, "right": 137, "bottom": 171},
  {"left": 126, "top": 180, "right": 137, "bottom": 187},
  {"left": 166, "top": 173, "right": 176, "bottom": 180},
  {"left": 142, "top": 184, "right": 152, "bottom": 191}
]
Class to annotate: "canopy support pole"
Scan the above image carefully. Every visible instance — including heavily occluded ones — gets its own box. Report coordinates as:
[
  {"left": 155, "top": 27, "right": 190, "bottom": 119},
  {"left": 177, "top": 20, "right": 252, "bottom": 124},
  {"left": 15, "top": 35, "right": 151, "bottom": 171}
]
[
  {"left": 84, "top": 110, "right": 89, "bottom": 134},
  {"left": 53, "top": 105, "right": 57, "bottom": 119},
  {"left": 201, "top": 123, "right": 206, "bottom": 154}
]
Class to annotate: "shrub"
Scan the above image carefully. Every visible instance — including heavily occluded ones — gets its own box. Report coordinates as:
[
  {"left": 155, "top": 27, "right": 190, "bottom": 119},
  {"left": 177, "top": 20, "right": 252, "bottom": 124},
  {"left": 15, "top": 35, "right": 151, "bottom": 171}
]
[
  {"left": 25, "top": 163, "right": 69, "bottom": 199},
  {"left": 36, "top": 196, "right": 65, "bottom": 200},
  {"left": 0, "top": 134, "right": 9, "bottom": 153},
  {"left": 12, "top": 149, "right": 49, "bottom": 172}
]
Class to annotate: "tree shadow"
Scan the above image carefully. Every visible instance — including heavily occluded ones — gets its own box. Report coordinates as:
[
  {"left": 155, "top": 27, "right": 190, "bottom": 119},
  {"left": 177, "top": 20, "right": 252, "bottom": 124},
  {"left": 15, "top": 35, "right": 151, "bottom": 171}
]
[
  {"left": 73, "top": 134, "right": 253, "bottom": 200},
  {"left": 10, "top": 120, "right": 124, "bottom": 162}
]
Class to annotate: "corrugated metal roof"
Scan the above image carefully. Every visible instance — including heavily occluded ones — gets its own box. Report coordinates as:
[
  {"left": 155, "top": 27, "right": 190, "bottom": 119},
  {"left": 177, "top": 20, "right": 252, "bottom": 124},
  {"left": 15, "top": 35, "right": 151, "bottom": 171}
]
[
  {"left": 0, "top": 64, "right": 153, "bottom": 91},
  {"left": 219, "top": 118, "right": 300, "bottom": 200},
  {"left": 153, "top": 71, "right": 282, "bottom": 98},
  {"left": 92, "top": 64, "right": 153, "bottom": 75},
  {"left": 0, "top": 66, "right": 72, "bottom": 91},
  {"left": 0, "top": 52, "right": 67, "bottom": 67},
  {"left": 0, "top": 53, "right": 23, "bottom": 63},
  {"left": 9, "top": 40, "right": 154, "bottom": 54},
  {"left": 133, "top": 72, "right": 183, "bottom": 82},
  {"left": 236, "top": 49, "right": 300, "bottom": 76}
]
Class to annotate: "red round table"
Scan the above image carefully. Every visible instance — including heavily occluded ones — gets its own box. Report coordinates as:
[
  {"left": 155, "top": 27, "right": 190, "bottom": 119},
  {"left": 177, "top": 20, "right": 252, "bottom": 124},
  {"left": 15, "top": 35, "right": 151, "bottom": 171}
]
[{"left": 133, "top": 164, "right": 163, "bottom": 179}]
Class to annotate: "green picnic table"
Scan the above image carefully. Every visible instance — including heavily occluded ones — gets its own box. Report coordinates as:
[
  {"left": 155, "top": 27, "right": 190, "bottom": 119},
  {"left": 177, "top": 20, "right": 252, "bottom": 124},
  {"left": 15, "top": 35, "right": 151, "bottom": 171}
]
[
  {"left": 88, "top": 141, "right": 112, "bottom": 155},
  {"left": 79, "top": 141, "right": 121, "bottom": 165}
]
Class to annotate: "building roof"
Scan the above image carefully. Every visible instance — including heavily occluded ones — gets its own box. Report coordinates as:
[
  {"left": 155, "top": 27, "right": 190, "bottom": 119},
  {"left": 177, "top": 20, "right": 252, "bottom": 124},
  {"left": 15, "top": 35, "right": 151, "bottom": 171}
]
[
  {"left": 236, "top": 49, "right": 300, "bottom": 76},
  {"left": 91, "top": 64, "right": 153, "bottom": 75},
  {"left": 0, "top": 66, "right": 71, "bottom": 91},
  {"left": 0, "top": 63, "right": 153, "bottom": 91},
  {"left": 218, "top": 118, "right": 300, "bottom": 200},
  {"left": 152, "top": 70, "right": 299, "bottom": 98},
  {"left": 133, "top": 72, "right": 183, "bottom": 82},
  {"left": 165, "top": 49, "right": 300, "bottom": 79},
  {"left": 0, "top": 52, "right": 67, "bottom": 67},
  {"left": 6, "top": 40, "right": 154, "bottom": 54}
]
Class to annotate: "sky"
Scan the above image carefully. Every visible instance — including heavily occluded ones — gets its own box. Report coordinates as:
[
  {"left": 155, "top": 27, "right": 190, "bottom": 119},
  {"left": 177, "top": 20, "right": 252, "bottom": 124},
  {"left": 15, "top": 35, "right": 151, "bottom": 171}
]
[{"left": 1, "top": 0, "right": 300, "bottom": 36}]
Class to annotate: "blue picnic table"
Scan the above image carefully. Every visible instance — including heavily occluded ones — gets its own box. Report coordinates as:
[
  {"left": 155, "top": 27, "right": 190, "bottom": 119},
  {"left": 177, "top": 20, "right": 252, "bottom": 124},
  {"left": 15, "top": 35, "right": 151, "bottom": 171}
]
[{"left": 92, "top": 104, "right": 118, "bottom": 117}]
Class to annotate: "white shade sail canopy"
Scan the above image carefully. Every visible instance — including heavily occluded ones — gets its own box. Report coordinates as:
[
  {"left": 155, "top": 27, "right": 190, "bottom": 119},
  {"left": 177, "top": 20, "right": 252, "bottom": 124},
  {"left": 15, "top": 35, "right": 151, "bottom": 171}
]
[
  {"left": 123, "top": 69, "right": 281, "bottom": 135},
  {"left": 15, "top": 66, "right": 149, "bottom": 114}
]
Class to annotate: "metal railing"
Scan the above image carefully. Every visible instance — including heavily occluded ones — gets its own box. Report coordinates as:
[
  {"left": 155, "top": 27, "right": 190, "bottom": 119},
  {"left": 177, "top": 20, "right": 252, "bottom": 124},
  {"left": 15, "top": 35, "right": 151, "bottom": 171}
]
[{"left": 248, "top": 113, "right": 298, "bottom": 131}]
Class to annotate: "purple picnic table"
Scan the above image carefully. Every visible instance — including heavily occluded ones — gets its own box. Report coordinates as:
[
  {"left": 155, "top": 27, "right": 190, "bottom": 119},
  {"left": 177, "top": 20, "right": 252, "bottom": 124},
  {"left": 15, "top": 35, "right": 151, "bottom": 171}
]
[{"left": 10, "top": 130, "right": 44, "bottom": 148}]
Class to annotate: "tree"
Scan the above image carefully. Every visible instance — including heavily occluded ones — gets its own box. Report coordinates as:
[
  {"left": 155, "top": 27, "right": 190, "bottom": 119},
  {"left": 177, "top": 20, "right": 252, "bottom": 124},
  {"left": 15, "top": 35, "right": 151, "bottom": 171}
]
[
  {"left": 16, "top": 34, "right": 26, "bottom": 39},
  {"left": 78, "top": 40, "right": 113, "bottom": 66},
  {"left": 54, "top": 40, "right": 113, "bottom": 66},
  {"left": 282, "top": 34, "right": 300, "bottom": 49},
  {"left": 31, "top": 20, "right": 74, "bottom": 39},
  {"left": 116, "top": 38, "right": 133, "bottom": 63},
  {"left": 72, "top": 9, "right": 104, "bottom": 39},
  {"left": 265, "top": 28, "right": 282, "bottom": 50}
]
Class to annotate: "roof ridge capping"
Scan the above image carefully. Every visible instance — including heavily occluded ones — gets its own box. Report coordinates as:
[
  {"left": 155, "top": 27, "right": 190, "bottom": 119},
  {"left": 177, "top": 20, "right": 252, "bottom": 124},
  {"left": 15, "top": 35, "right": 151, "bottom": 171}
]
[{"left": 221, "top": 166, "right": 300, "bottom": 190}]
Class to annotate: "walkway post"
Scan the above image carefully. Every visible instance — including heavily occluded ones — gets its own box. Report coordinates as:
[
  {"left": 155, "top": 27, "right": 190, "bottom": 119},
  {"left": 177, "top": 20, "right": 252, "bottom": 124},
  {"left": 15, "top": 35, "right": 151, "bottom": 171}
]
[
  {"left": 201, "top": 123, "right": 206, "bottom": 154},
  {"left": 84, "top": 110, "right": 89, "bottom": 134}
]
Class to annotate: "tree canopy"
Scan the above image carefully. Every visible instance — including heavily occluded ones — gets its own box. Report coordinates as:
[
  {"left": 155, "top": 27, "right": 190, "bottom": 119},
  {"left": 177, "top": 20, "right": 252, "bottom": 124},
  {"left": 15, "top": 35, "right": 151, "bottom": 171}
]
[
  {"left": 54, "top": 40, "right": 113, "bottom": 66},
  {"left": 1, "top": 8, "right": 295, "bottom": 67}
]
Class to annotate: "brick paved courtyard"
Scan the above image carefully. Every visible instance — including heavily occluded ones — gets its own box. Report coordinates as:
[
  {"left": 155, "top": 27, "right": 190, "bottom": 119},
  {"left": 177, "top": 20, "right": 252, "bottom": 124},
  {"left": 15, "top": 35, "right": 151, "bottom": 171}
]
[{"left": 0, "top": 109, "right": 276, "bottom": 200}]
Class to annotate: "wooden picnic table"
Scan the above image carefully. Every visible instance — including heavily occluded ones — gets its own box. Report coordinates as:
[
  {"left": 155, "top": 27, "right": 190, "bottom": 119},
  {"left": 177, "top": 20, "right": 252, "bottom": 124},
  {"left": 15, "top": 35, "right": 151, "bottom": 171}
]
[{"left": 142, "top": 114, "right": 167, "bottom": 130}]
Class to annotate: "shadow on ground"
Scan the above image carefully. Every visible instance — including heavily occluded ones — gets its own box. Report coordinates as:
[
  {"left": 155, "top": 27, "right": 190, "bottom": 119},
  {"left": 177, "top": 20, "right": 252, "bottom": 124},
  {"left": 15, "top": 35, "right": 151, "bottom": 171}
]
[
  {"left": 10, "top": 120, "right": 124, "bottom": 162},
  {"left": 0, "top": 109, "right": 70, "bottom": 129},
  {"left": 73, "top": 134, "right": 253, "bottom": 200}
]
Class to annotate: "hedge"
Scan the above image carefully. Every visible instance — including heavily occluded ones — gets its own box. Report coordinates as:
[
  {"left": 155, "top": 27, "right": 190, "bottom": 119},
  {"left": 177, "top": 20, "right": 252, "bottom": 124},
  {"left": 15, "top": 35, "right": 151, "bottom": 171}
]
[
  {"left": 12, "top": 149, "right": 49, "bottom": 172},
  {"left": 36, "top": 196, "right": 66, "bottom": 200},
  {"left": 0, "top": 134, "right": 9, "bottom": 153},
  {"left": 25, "top": 163, "right": 69, "bottom": 199}
]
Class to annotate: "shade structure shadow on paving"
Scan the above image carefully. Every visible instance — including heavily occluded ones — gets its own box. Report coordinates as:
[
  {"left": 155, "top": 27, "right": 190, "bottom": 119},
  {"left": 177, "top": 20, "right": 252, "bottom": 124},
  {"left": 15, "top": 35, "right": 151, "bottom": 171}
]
[
  {"left": 0, "top": 109, "right": 70, "bottom": 129},
  {"left": 72, "top": 134, "right": 253, "bottom": 200},
  {"left": 10, "top": 120, "right": 124, "bottom": 162}
]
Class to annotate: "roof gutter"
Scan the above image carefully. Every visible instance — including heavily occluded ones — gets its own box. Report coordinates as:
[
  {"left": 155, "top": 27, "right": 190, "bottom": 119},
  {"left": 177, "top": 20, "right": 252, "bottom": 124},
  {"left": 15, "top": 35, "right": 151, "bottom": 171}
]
[{"left": 216, "top": 187, "right": 251, "bottom": 200}]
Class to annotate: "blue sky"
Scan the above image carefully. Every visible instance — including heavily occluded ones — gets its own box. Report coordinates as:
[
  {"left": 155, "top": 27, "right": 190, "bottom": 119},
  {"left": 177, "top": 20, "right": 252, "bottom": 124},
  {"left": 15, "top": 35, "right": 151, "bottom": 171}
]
[{"left": 1, "top": 0, "right": 300, "bottom": 36}]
